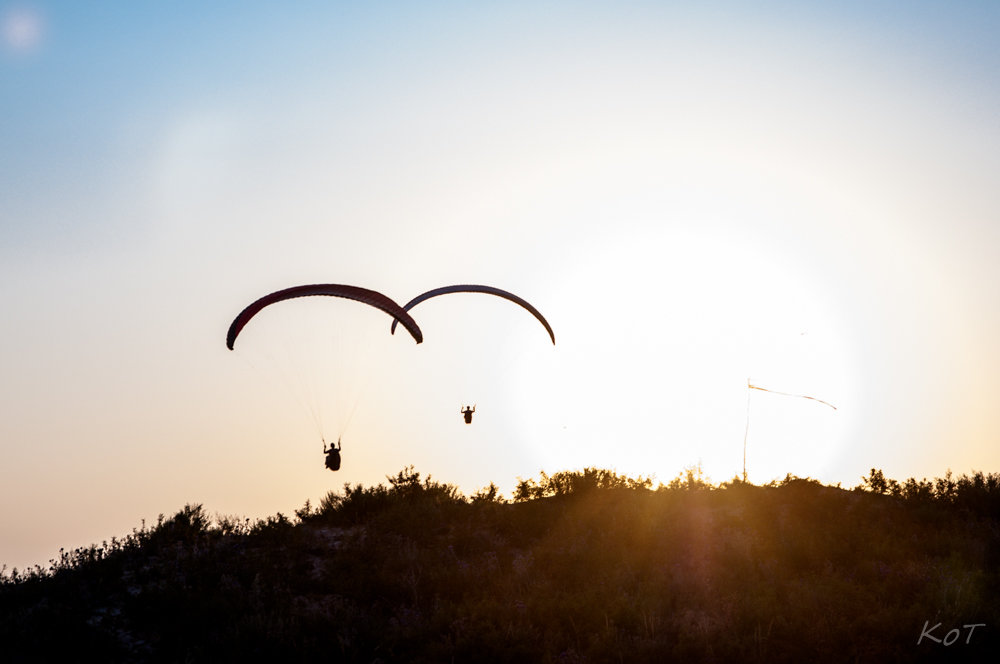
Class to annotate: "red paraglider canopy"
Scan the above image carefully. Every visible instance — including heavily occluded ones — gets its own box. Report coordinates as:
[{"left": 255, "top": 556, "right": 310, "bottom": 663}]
[
  {"left": 390, "top": 284, "right": 555, "bottom": 344},
  {"left": 227, "top": 284, "right": 423, "bottom": 350}
]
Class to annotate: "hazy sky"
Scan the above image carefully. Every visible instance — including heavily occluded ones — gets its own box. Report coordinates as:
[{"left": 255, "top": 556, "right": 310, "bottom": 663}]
[{"left": 2, "top": 1, "right": 998, "bottom": 572}]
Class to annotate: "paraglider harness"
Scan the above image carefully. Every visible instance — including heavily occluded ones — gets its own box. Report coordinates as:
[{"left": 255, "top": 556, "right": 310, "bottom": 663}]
[
  {"left": 461, "top": 405, "right": 476, "bottom": 424},
  {"left": 323, "top": 438, "right": 342, "bottom": 471}
]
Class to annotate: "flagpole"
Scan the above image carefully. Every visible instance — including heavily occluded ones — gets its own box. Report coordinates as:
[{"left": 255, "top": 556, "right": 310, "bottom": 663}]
[{"left": 743, "top": 378, "right": 751, "bottom": 482}]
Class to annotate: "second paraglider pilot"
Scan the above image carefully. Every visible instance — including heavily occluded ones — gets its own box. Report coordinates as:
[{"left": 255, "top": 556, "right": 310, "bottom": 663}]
[{"left": 461, "top": 405, "right": 476, "bottom": 424}]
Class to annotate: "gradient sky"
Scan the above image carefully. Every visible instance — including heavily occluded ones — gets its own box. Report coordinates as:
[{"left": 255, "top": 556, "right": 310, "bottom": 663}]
[{"left": 2, "top": 1, "right": 998, "bottom": 572}]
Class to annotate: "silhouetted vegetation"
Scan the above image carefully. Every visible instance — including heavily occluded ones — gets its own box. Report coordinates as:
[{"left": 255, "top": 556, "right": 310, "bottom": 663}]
[{"left": 2, "top": 466, "right": 999, "bottom": 662}]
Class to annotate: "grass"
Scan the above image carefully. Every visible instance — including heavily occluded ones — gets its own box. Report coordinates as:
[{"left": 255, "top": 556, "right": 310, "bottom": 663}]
[{"left": 2, "top": 466, "right": 998, "bottom": 662}]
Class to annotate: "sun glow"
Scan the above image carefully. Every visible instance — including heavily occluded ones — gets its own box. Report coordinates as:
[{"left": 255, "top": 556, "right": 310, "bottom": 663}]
[{"left": 508, "top": 223, "right": 860, "bottom": 486}]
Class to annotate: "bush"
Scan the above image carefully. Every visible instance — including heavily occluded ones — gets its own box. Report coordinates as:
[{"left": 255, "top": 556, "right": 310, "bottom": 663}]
[{"left": 3, "top": 466, "right": 999, "bottom": 661}]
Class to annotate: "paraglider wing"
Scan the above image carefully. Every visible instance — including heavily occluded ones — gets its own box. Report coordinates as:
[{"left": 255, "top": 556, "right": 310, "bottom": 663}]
[
  {"left": 227, "top": 284, "right": 423, "bottom": 349},
  {"left": 390, "top": 284, "right": 555, "bottom": 344}
]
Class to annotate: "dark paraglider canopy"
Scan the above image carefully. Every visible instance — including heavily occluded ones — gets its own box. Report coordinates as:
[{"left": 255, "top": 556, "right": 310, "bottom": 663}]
[
  {"left": 226, "top": 283, "right": 423, "bottom": 350},
  {"left": 389, "top": 284, "right": 555, "bottom": 344}
]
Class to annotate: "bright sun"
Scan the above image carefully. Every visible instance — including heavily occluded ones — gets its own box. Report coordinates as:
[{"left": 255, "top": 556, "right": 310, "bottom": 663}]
[{"left": 507, "top": 224, "right": 860, "bottom": 485}]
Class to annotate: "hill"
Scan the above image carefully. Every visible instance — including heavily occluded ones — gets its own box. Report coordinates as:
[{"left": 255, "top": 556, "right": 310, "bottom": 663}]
[{"left": 2, "top": 467, "right": 999, "bottom": 662}]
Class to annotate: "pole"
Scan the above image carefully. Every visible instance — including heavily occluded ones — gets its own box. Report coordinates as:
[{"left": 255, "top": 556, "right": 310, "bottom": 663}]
[{"left": 743, "top": 379, "right": 751, "bottom": 482}]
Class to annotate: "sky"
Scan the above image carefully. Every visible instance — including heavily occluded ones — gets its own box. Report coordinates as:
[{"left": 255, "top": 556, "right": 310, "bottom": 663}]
[{"left": 2, "top": 1, "right": 998, "bottom": 572}]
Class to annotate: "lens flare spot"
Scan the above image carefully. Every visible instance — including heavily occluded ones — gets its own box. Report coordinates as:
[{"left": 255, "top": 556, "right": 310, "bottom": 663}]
[{"left": 2, "top": 6, "right": 44, "bottom": 55}]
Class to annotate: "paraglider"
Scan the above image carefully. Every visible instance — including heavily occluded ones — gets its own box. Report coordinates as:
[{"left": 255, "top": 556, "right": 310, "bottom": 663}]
[
  {"left": 323, "top": 438, "right": 342, "bottom": 471},
  {"left": 226, "top": 283, "right": 423, "bottom": 473},
  {"left": 226, "top": 283, "right": 423, "bottom": 350},
  {"left": 461, "top": 405, "right": 476, "bottom": 424},
  {"left": 389, "top": 284, "right": 555, "bottom": 344}
]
